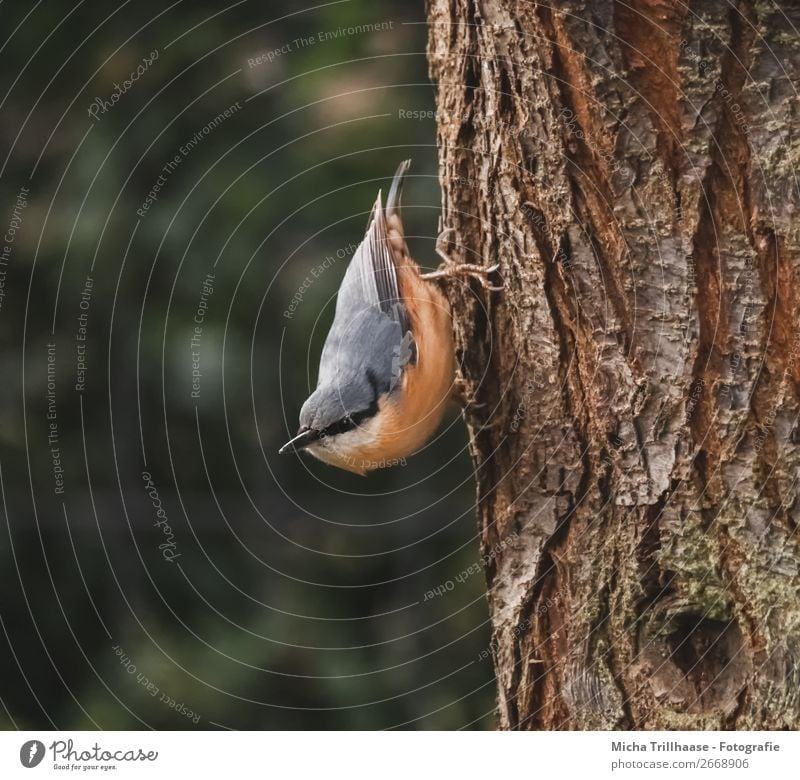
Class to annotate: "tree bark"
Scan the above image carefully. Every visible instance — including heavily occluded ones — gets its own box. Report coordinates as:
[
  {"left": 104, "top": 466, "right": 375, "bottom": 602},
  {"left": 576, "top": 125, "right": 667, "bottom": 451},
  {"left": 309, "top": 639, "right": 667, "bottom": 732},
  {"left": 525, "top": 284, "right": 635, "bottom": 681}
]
[{"left": 426, "top": 0, "right": 800, "bottom": 730}]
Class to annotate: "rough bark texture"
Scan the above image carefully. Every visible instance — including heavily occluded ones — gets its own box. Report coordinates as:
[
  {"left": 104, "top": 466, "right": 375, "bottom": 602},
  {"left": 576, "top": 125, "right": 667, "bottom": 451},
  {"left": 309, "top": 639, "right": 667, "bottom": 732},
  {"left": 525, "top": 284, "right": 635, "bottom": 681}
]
[{"left": 426, "top": 0, "right": 800, "bottom": 729}]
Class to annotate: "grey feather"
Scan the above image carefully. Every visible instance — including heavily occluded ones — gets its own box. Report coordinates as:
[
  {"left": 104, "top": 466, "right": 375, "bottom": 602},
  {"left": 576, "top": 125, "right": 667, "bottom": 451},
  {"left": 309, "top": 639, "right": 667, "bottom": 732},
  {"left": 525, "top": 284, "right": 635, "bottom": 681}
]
[
  {"left": 333, "top": 189, "right": 410, "bottom": 334},
  {"left": 300, "top": 307, "right": 400, "bottom": 431},
  {"left": 298, "top": 161, "right": 416, "bottom": 433},
  {"left": 386, "top": 158, "right": 411, "bottom": 221}
]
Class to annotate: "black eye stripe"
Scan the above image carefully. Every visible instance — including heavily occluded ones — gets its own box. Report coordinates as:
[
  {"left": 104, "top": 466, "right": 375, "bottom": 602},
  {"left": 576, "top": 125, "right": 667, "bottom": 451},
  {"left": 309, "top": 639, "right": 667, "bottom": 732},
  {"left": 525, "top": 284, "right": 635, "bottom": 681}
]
[{"left": 321, "top": 400, "right": 379, "bottom": 438}]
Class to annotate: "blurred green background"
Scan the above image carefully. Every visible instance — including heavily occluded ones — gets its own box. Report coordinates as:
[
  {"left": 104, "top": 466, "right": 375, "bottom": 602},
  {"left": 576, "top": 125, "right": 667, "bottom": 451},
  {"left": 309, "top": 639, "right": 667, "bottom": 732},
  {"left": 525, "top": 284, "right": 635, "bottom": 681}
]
[{"left": 0, "top": 1, "right": 495, "bottom": 729}]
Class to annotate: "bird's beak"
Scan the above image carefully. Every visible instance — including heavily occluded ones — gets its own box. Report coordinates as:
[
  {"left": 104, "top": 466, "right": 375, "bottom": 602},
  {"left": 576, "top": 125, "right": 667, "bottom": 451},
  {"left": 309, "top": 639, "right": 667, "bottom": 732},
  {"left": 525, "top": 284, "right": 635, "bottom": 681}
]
[{"left": 279, "top": 427, "right": 320, "bottom": 455}]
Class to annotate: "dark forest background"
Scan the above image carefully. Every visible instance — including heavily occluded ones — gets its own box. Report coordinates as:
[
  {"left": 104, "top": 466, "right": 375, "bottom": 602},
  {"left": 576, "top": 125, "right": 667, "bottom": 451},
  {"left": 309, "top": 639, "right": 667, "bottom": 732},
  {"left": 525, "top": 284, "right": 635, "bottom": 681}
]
[{"left": 0, "top": 0, "right": 494, "bottom": 729}]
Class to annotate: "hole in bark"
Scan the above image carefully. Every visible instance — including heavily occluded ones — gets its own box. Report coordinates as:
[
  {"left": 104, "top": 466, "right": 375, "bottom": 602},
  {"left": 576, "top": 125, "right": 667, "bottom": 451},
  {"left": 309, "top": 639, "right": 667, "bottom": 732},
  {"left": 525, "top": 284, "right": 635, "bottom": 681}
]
[
  {"left": 498, "top": 66, "right": 513, "bottom": 115},
  {"left": 555, "top": 233, "right": 572, "bottom": 270},
  {"left": 520, "top": 135, "right": 538, "bottom": 176},
  {"left": 657, "top": 613, "right": 749, "bottom": 713},
  {"left": 462, "top": 49, "right": 480, "bottom": 102},
  {"left": 457, "top": 114, "right": 475, "bottom": 146}
]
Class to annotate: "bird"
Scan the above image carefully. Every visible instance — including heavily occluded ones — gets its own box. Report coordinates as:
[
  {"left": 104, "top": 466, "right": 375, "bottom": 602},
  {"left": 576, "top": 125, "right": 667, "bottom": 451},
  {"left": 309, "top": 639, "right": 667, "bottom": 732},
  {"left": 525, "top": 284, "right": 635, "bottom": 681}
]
[{"left": 279, "top": 160, "right": 499, "bottom": 475}]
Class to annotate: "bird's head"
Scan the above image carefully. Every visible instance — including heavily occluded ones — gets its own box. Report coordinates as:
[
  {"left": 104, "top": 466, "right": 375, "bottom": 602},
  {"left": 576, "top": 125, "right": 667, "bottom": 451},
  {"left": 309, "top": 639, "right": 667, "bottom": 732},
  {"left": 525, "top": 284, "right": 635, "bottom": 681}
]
[{"left": 279, "top": 374, "right": 382, "bottom": 474}]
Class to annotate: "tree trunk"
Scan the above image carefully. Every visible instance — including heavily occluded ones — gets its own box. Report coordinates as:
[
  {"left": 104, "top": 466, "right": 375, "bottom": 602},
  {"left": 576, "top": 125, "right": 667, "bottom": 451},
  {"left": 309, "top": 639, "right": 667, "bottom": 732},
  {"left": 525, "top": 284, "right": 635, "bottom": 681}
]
[{"left": 426, "top": 0, "right": 800, "bottom": 730}]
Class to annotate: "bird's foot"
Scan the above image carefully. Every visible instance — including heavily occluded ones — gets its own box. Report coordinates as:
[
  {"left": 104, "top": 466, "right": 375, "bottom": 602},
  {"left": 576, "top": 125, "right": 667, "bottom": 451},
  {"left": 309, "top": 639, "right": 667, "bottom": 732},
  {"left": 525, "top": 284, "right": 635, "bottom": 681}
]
[
  {"left": 420, "top": 228, "right": 504, "bottom": 291},
  {"left": 451, "top": 377, "right": 487, "bottom": 412}
]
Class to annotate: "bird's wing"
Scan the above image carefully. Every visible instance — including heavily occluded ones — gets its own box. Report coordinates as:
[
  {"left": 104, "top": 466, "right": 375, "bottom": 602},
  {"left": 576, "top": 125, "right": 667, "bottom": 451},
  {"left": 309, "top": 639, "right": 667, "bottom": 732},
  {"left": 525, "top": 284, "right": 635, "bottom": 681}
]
[
  {"left": 319, "top": 165, "right": 417, "bottom": 399},
  {"left": 317, "top": 306, "right": 405, "bottom": 404},
  {"left": 334, "top": 188, "right": 412, "bottom": 336}
]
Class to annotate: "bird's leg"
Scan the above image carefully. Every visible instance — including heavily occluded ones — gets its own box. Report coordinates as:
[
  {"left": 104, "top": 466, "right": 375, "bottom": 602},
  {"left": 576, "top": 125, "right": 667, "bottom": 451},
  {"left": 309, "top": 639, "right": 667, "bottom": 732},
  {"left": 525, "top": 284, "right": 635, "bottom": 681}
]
[
  {"left": 420, "top": 228, "right": 504, "bottom": 291},
  {"left": 451, "top": 374, "right": 504, "bottom": 432},
  {"left": 451, "top": 376, "right": 490, "bottom": 415}
]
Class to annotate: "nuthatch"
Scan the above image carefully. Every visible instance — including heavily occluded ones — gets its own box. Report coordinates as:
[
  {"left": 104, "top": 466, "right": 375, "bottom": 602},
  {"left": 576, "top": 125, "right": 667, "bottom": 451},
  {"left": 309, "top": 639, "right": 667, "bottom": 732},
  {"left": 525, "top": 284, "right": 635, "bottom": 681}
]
[{"left": 279, "top": 160, "right": 499, "bottom": 475}]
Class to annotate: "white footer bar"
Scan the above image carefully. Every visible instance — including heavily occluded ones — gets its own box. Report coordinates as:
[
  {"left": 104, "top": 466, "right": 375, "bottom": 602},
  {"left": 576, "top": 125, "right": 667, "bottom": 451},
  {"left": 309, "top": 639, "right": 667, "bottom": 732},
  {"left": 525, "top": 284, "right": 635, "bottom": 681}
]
[{"left": 1, "top": 730, "right": 795, "bottom": 779}]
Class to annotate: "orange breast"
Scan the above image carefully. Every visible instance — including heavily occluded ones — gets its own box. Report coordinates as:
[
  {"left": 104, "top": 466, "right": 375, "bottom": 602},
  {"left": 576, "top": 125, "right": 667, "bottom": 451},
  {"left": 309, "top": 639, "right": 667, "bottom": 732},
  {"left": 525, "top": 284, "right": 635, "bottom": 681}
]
[{"left": 353, "top": 256, "right": 455, "bottom": 467}]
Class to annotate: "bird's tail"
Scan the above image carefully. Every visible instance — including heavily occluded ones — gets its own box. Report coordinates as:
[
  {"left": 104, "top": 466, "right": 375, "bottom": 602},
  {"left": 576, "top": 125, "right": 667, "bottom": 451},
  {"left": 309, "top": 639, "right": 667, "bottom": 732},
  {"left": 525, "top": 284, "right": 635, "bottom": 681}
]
[{"left": 385, "top": 159, "right": 411, "bottom": 222}]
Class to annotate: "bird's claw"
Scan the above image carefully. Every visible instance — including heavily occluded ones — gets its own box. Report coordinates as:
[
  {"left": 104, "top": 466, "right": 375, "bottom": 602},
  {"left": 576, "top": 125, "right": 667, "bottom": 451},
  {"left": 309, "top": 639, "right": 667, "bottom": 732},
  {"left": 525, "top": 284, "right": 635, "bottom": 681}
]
[
  {"left": 451, "top": 377, "right": 487, "bottom": 411},
  {"left": 435, "top": 227, "right": 456, "bottom": 260},
  {"left": 423, "top": 229, "right": 504, "bottom": 291}
]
